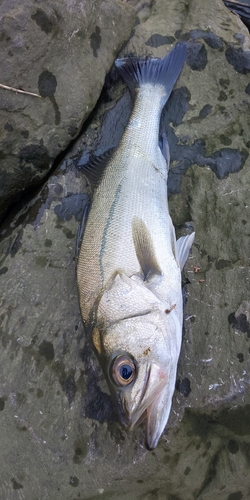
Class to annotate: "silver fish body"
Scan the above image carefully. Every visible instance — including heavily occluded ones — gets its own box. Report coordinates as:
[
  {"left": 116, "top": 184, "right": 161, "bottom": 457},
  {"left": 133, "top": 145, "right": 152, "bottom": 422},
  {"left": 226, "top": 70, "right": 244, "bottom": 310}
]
[{"left": 77, "top": 43, "right": 194, "bottom": 449}]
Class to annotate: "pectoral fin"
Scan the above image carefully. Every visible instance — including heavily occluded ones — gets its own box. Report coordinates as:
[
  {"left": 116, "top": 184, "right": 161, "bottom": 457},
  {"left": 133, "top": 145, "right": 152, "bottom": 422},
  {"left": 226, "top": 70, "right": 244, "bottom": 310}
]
[
  {"left": 132, "top": 217, "right": 162, "bottom": 280},
  {"left": 176, "top": 232, "right": 195, "bottom": 270}
]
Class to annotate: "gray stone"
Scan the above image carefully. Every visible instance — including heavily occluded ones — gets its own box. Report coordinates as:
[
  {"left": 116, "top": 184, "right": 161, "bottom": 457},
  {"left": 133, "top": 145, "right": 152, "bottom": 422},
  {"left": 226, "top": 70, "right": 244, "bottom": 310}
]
[
  {"left": 0, "top": 0, "right": 135, "bottom": 220},
  {"left": 1, "top": 0, "right": 250, "bottom": 498}
]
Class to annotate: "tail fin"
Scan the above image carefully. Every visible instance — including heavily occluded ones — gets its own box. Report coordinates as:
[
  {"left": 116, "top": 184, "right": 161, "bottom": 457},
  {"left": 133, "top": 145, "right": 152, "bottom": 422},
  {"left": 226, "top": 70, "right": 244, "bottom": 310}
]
[{"left": 115, "top": 42, "right": 187, "bottom": 104}]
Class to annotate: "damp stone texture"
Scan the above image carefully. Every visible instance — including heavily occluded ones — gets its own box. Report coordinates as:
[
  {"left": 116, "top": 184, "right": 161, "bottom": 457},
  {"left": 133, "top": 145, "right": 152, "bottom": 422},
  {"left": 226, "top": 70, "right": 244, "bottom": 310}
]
[{"left": 0, "top": 0, "right": 250, "bottom": 499}]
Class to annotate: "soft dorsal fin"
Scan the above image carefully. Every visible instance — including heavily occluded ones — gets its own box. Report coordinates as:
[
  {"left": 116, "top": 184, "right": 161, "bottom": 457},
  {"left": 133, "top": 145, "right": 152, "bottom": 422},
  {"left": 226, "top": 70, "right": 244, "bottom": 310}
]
[
  {"left": 78, "top": 149, "right": 114, "bottom": 188},
  {"left": 176, "top": 233, "right": 195, "bottom": 270},
  {"left": 132, "top": 217, "right": 162, "bottom": 280}
]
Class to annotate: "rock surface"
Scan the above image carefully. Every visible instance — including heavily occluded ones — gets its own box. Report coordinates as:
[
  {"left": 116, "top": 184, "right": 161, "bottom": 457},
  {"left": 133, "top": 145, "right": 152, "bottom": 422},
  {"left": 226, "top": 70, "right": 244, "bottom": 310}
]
[
  {"left": 1, "top": 0, "right": 250, "bottom": 499},
  {"left": 0, "top": 0, "right": 135, "bottom": 220}
]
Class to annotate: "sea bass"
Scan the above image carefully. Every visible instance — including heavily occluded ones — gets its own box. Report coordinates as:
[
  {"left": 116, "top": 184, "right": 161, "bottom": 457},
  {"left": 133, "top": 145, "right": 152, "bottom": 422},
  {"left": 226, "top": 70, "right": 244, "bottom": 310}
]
[{"left": 77, "top": 42, "right": 194, "bottom": 450}]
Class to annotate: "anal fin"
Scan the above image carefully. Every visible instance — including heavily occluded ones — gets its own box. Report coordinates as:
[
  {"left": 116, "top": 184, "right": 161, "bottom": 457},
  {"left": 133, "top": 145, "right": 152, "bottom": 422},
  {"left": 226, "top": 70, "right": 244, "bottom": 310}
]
[{"left": 176, "top": 233, "right": 195, "bottom": 270}]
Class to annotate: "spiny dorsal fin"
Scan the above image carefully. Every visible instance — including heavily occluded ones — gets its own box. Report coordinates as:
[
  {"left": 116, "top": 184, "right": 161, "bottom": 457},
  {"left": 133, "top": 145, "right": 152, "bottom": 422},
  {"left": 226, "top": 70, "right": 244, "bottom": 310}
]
[
  {"left": 132, "top": 217, "right": 162, "bottom": 280},
  {"left": 75, "top": 200, "right": 90, "bottom": 263},
  {"left": 78, "top": 149, "right": 115, "bottom": 188},
  {"left": 176, "top": 233, "right": 195, "bottom": 270}
]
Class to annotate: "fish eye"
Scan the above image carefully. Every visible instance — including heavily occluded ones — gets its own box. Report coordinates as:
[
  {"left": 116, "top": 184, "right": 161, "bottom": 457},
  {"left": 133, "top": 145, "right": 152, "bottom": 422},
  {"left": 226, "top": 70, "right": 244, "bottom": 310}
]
[{"left": 110, "top": 355, "right": 136, "bottom": 386}]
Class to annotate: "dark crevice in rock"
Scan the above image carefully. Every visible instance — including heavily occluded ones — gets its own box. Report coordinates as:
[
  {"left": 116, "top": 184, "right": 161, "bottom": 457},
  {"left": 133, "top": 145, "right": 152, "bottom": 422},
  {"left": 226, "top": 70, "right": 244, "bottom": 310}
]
[
  {"left": 228, "top": 312, "right": 250, "bottom": 337},
  {"left": 38, "top": 71, "right": 61, "bottom": 125},
  {"left": 8, "top": 228, "right": 23, "bottom": 257},
  {"left": 225, "top": 47, "right": 250, "bottom": 74},
  {"left": 245, "top": 82, "right": 250, "bottom": 94},
  {"left": 31, "top": 8, "right": 53, "bottom": 34},
  {"left": 227, "top": 492, "right": 243, "bottom": 500},
  {"left": 163, "top": 86, "right": 191, "bottom": 127},
  {"left": 145, "top": 34, "right": 175, "bottom": 47},
  {"left": 0, "top": 397, "right": 6, "bottom": 411},
  {"left": 19, "top": 140, "right": 51, "bottom": 171},
  {"left": 189, "top": 30, "right": 223, "bottom": 49},
  {"left": 54, "top": 193, "right": 90, "bottom": 223},
  {"left": 11, "top": 478, "right": 23, "bottom": 490},
  {"left": 227, "top": 439, "right": 239, "bottom": 454},
  {"left": 80, "top": 343, "right": 117, "bottom": 424},
  {"left": 90, "top": 26, "right": 102, "bottom": 58},
  {"left": 4, "top": 123, "right": 14, "bottom": 132},
  {"left": 59, "top": 370, "right": 77, "bottom": 404},
  {"left": 195, "top": 449, "right": 221, "bottom": 498},
  {"left": 186, "top": 42, "right": 208, "bottom": 71},
  {"left": 38, "top": 340, "right": 55, "bottom": 361},
  {"left": 237, "top": 352, "right": 244, "bottom": 362},
  {"left": 199, "top": 104, "right": 213, "bottom": 118},
  {"left": 176, "top": 377, "right": 191, "bottom": 397}
]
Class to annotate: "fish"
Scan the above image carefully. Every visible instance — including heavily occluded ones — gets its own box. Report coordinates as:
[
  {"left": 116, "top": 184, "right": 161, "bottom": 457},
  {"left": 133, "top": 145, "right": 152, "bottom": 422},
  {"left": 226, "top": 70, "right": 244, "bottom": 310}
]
[{"left": 77, "top": 42, "right": 195, "bottom": 450}]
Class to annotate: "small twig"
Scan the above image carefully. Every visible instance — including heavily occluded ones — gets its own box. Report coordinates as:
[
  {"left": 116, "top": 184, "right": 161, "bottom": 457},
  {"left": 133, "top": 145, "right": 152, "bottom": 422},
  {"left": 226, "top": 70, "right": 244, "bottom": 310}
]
[{"left": 0, "top": 83, "right": 41, "bottom": 98}]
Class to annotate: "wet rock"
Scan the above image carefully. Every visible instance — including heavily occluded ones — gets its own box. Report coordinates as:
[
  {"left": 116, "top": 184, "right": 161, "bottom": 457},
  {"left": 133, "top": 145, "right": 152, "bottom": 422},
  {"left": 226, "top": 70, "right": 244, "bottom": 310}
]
[
  {"left": 0, "top": 0, "right": 250, "bottom": 499},
  {"left": 0, "top": 0, "right": 135, "bottom": 220}
]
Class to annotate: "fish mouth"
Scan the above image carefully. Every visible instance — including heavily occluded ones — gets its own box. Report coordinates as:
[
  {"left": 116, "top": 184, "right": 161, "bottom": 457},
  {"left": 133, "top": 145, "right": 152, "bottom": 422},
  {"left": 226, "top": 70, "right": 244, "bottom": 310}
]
[{"left": 118, "top": 363, "right": 170, "bottom": 450}]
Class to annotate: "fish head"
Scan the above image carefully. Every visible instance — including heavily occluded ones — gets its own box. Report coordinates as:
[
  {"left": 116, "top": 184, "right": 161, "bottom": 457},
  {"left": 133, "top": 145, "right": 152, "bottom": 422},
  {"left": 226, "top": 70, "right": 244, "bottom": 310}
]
[{"left": 92, "top": 272, "right": 183, "bottom": 450}]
